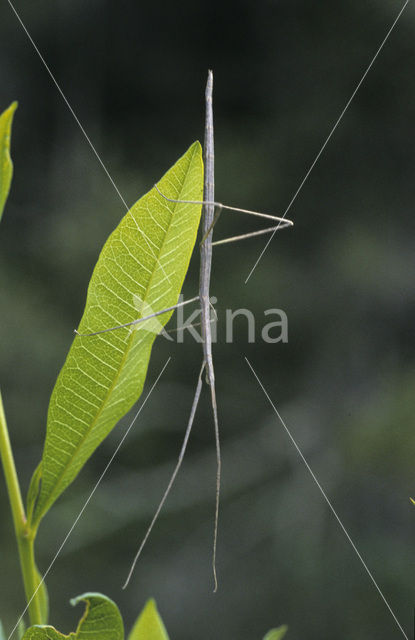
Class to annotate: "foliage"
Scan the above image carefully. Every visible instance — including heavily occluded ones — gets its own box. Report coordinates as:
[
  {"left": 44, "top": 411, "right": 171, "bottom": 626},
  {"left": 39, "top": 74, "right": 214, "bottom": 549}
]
[
  {"left": 0, "top": 98, "right": 289, "bottom": 640},
  {"left": 28, "top": 141, "right": 203, "bottom": 530},
  {"left": 0, "top": 102, "right": 17, "bottom": 222},
  {"left": 2, "top": 4, "right": 413, "bottom": 638},
  {"left": 22, "top": 593, "right": 123, "bottom": 640},
  {"left": 0, "top": 111, "right": 209, "bottom": 637},
  {"left": 263, "top": 626, "right": 288, "bottom": 640},
  {"left": 127, "top": 600, "right": 169, "bottom": 640},
  {"left": 21, "top": 597, "right": 287, "bottom": 640}
]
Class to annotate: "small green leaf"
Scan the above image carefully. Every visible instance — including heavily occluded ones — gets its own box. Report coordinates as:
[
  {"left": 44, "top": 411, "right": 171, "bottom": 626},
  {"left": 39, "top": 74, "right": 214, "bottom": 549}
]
[
  {"left": 23, "top": 592, "right": 123, "bottom": 640},
  {"left": 0, "top": 101, "right": 17, "bottom": 222},
  {"left": 0, "top": 620, "right": 6, "bottom": 640},
  {"left": 263, "top": 626, "right": 288, "bottom": 640},
  {"left": 128, "top": 599, "right": 169, "bottom": 640},
  {"left": 69, "top": 593, "right": 123, "bottom": 640},
  {"left": 30, "top": 142, "right": 203, "bottom": 527}
]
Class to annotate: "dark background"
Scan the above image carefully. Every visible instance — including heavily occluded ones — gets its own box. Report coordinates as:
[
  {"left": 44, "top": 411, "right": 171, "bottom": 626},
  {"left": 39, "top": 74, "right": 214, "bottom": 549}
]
[{"left": 0, "top": 1, "right": 414, "bottom": 638}]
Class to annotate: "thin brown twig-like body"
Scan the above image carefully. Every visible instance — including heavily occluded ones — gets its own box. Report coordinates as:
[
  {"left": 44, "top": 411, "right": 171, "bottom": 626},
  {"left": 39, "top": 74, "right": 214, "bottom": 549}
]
[
  {"left": 199, "top": 70, "right": 221, "bottom": 593},
  {"left": 78, "top": 72, "right": 292, "bottom": 590},
  {"left": 123, "top": 71, "right": 222, "bottom": 592}
]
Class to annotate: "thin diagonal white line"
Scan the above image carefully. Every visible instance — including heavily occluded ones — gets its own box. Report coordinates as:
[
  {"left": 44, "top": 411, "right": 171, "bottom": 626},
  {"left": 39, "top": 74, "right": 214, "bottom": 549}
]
[
  {"left": 6, "top": 0, "right": 171, "bottom": 284},
  {"left": 245, "top": 0, "right": 410, "bottom": 284},
  {"left": 8, "top": 357, "right": 171, "bottom": 640},
  {"left": 245, "top": 357, "right": 409, "bottom": 640},
  {"left": 7, "top": 0, "right": 129, "bottom": 211}
]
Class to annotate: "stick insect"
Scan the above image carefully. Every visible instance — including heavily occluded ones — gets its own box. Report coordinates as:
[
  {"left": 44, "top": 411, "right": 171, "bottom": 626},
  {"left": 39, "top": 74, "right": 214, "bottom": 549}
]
[{"left": 76, "top": 70, "right": 293, "bottom": 591}]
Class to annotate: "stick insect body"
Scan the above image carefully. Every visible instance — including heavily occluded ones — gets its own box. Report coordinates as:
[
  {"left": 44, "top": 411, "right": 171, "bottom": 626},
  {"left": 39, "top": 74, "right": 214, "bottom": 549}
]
[
  {"left": 199, "top": 71, "right": 221, "bottom": 592},
  {"left": 124, "top": 71, "right": 221, "bottom": 591},
  {"left": 76, "top": 71, "right": 293, "bottom": 590}
]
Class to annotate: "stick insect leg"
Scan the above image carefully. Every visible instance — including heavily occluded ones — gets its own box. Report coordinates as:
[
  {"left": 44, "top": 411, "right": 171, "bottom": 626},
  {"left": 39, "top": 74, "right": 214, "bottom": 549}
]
[
  {"left": 211, "top": 203, "right": 293, "bottom": 246},
  {"left": 155, "top": 183, "right": 224, "bottom": 247},
  {"left": 74, "top": 295, "right": 199, "bottom": 337},
  {"left": 208, "top": 377, "right": 221, "bottom": 593},
  {"left": 154, "top": 183, "right": 294, "bottom": 247},
  {"left": 212, "top": 223, "right": 291, "bottom": 247},
  {"left": 122, "top": 360, "right": 206, "bottom": 589}
]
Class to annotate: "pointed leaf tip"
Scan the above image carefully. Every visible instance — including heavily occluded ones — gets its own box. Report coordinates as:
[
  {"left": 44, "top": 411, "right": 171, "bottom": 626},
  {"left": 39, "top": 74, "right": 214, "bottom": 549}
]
[
  {"left": 263, "top": 626, "right": 288, "bottom": 640},
  {"left": 128, "top": 599, "right": 170, "bottom": 640}
]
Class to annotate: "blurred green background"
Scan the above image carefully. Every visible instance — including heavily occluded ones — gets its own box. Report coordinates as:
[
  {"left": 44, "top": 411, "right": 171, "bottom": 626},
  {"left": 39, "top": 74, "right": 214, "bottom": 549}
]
[{"left": 0, "top": 1, "right": 414, "bottom": 638}]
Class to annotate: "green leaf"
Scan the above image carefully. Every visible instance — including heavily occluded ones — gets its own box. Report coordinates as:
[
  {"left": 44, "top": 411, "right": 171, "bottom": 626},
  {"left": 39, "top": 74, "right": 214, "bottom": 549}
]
[
  {"left": 30, "top": 142, "right": 203, "bottom": 527},
  {"left": 0, "top": 620, "right": 6, "bottom": 640},
  {"left": 263, "top": 626, "right": 288, "bottom": 640},
  {"left": 22, "top": 628, "right": 63, "bottom": 640},
  {"left": 0, "top": 102, "right": 17, "bottom": 222},
  {"left": 22, "top": 592, "right": 123, "bottom": 640},
  {"left": 128, "top": 599, "right": 169, "bottom": 640}
]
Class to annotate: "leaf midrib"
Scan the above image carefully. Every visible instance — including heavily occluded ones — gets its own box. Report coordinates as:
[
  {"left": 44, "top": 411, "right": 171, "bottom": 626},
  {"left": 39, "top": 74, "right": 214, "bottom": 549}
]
[{"left": 34, "top": 146, "right": 199, "bottom": 525}]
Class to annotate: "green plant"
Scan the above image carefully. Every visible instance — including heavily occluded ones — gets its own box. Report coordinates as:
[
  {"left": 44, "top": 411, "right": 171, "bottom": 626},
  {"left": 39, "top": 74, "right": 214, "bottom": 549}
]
[
  {"left": 262, "top": 627, "right": 288, "bottom": 640},
  {"left": 0, "top": 103, "right": 287, "bottom": 639},
  {"left": 0, "top": 102, "right": 17, "bottom": 222}
]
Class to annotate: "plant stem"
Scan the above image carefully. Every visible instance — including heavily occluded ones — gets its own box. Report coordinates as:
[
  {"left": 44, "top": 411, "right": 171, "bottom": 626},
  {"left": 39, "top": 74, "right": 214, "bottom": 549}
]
[
  {"left": 17, "top": 533, "right": 43, "bottom": 626},
  {"left": 0, "top": 389, "right": 43, "bottom": 626}
]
